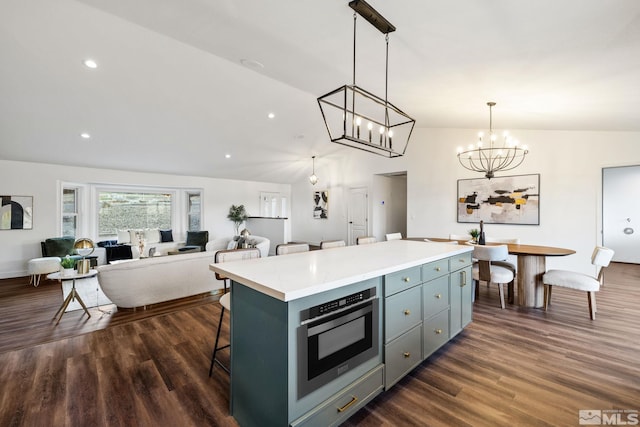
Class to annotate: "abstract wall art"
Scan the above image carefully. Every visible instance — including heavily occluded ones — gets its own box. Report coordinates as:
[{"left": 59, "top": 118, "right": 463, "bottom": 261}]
[
  {"left": 1, "top": 195, "right": 33, "bottom": 230},
  {"left": 457, "top": 174, "right": 540, "bottom": 225},
  {"left": 313, "top": 190, "right": 328, "bottom": 219}
]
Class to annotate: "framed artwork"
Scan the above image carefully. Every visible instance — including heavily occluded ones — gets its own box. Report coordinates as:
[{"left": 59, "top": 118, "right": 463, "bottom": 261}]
[
  {"left": 313, "top": 190, "right": 328, "bottom": 219},
  {"left": 457, "top": 174, "right": 540, "bottom": 225},
  {"left": 1, "top": 195, "right": 33, "bottom": 230}
]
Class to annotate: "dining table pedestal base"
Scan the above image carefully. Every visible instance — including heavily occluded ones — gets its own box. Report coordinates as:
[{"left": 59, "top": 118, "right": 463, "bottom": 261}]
[{"left": 517, "top": 255, "right": 546, "bottom": 308}]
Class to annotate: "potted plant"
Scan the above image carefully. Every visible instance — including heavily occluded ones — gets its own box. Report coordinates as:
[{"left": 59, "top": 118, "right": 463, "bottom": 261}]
[
  {"left": 468, "top": 228, "right": 480, "bottom": 243},
  {"left": 60, "top": 256, "right": 76, "bottom": 276},
  {"left": 227, "top": 204, "right": 248, "bottom": 236}
]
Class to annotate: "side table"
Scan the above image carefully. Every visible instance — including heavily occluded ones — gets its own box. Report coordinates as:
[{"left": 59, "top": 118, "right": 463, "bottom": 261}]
[{"left": 47, "top": 269, "right": 98, "bottom": 325}]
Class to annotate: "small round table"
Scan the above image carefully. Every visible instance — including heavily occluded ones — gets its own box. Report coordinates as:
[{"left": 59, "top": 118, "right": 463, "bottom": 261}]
[{"left": 47, "top": 269, "right": 98, "bottom": 325}]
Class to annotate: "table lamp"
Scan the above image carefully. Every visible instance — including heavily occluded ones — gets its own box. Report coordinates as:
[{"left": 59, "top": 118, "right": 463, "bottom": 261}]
[{"left": 74, "top": 238, "right": 95, "bottom": 274}]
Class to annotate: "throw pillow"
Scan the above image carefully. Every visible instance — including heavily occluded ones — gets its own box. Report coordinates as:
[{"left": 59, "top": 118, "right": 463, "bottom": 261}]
[
  {"left": 117, "top": 230, "right": 130, "bottom": 244},
  {"left": 144, "top": 228, "right": 160, "bottom": 244},
  {"left": 160, "top": 229, "right": 173, "bottom": 242}
]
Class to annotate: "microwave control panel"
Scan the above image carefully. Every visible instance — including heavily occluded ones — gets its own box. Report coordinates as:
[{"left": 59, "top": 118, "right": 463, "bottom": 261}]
[{"left": 301, "top": 287, "right": 376, "bottom": 322}]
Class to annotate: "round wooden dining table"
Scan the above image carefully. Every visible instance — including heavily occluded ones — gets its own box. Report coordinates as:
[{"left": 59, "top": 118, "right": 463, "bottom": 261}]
[{"left": 418, "top": 238, "right": 576, "bottom": 308}]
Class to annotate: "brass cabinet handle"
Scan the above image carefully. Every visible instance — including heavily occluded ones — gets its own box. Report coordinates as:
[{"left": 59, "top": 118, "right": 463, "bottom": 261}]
[
  {"left": 435, "top": 267, "right": 441, "bottom": 271},
  {"left": 459, "top": 258, "right": 466, "bottom": 263},
  {"left": 435, "top": 293, "right": 442, "bottom": 299},
  {"left": 403, "top": 277, "right": 411, "bottom": 282},
  {"left": 435, "top": 329, "right": 443, "bottom": 334},
  {"left": 460, "top": 270, "right": 467, "bottom": 287},
  {"left": 403, "top": 309, "right": 411, "bottom": 316},
  {"left": 337, "top": 396, "right": 359, "bottom": 413},
  {"left": 403, "top": 352, "right": 411, "bottom": 358}
]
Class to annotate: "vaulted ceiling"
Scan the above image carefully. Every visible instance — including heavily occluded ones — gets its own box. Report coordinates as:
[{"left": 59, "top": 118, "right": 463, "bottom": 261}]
[{"left": 2, "top": 0, "right": 639, "bottom": 183}]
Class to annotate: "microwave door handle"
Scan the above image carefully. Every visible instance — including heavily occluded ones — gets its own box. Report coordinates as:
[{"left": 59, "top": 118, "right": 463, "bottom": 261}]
[{"left": 306, "top": 304, "right": 373, "bottom": 336}]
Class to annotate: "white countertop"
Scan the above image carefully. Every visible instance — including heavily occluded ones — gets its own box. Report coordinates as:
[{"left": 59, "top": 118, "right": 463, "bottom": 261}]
[{"left": 209, "top": 240, "right": 472, "bottom": 302}]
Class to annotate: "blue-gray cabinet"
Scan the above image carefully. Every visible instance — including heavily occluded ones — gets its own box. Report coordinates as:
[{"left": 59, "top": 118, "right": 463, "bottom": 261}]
[{"left": 383, "top": 253, "right": 473, "bottom": 389}]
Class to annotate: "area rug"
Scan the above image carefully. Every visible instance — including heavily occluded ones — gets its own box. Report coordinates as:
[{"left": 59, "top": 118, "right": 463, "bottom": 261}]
[{"left": 61, "top": 276, "right": 113, "bottom": 312}]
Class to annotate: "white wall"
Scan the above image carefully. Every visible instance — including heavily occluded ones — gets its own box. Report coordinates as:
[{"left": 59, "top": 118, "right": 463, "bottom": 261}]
[
  {"left": 0, "top": 159, "right": 290, "bottom": 278},
  {"left": 290, "top": 128, "right": 640, "bottom": 275}
]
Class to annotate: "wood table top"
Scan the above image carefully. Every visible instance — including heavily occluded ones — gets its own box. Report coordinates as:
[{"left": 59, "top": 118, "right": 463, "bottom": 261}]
[{"left": 414, "top": 238, "right": 576, "bottom": 257}]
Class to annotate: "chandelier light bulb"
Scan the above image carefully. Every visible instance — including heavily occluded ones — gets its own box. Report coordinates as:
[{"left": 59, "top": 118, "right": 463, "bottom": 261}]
[{"left": 367, "top": 122, "right": 373, "bottom": 130}]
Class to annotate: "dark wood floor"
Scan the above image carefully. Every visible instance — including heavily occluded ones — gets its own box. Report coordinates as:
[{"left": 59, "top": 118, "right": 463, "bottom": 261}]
[{"left": 1, "top": 263, "right": 639, "bottom": 426}]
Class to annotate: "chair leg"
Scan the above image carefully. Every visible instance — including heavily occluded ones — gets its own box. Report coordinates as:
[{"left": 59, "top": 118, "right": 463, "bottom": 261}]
[
  {"left": 543, "top": 285, "right": 550, "bottom": 311},
  {"left": 209, "top": 306, "right": 226, "bottom": 377},
  {"left": 474, "top": 280, "right": 479, "bottom": 301},
  {"left": 548, "top": 285, "right": 552, "bottom": 305},
  {"left": 588, "top": 292, "right": 596, "bottom": 320},
  {"left": 498, "top": 283, "right": 506, "bottom": 309},
  {"left": 507, "top": 281, "right": 514, "bottom": 304}
]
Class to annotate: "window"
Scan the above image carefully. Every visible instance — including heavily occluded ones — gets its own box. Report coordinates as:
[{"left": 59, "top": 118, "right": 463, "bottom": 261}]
[
  {"left": 97, "top": 191, "right": 172, "bottom": 237},
  {"left": 187, "top": 192, "right": 202, "bottom": 231},
  {"left": 62, "top": 187, "right": 78, "bottom": 237}
]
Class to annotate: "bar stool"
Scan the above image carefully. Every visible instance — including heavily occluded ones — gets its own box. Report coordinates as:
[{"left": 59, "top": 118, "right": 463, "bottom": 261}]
[
  {"left": 356, "top": 236, "right": 377, "bottom": 245},
  {"left": 320, "top": 240, "right": 346, "bottom": 249},
  {"left": 275, "top": 243, "right": 310, "bottom": 255},
  {"left": 209, "top": 248, "right": 260, "bottom": 377},
  {"left": 385, "top": 233, "right": 402, "bottom": 241}
]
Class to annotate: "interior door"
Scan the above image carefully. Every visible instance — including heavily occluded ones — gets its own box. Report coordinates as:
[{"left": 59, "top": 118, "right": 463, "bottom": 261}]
[
  {"left": 348, "top": 187, "right": 368, "bottom": 245},
  {"left": 603, "top": 166, "right": 640, "bottom": 263}
]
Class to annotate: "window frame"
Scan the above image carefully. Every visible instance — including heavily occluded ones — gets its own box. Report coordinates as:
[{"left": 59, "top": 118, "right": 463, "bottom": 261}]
[{"left": 59, "top": 182, "right": 203, "bottom": 242}]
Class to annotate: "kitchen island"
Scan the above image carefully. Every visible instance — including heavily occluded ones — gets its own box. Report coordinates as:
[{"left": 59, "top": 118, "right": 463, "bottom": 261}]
[{"left": 210, "top": 240, "right": 473, "bottom": 427}]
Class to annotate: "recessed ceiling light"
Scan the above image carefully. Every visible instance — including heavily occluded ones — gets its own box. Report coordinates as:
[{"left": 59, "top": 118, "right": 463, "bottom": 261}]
[
  {"left": 240, "top": 59, "right": 264, "bottom": 70},
  {"left": 225, "top": 154, "right": 231, "bottom": 159},
  {"left": 83, "top": 59, "right": 98, "bottom": 69},
  {"left": 268, "top": 113, "right": 275, "bottom": 119},
  {"left": 80, "top": 132, "right": 91, "bottom": 139}
]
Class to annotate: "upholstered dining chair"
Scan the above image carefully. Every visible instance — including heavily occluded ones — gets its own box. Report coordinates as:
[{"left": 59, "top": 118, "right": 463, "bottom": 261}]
[
  {"left": 385, "top": 233, "right": 402, "bottom": 241},
  {"left": 356, "top": 236, "right": 377, "bottom": 245},
  {"left": 472, "top": 245, "right": 514, "bottom": 309},
  {"left": 485, "top": 237, "right": 520, "bottom": 300},
  {"left": 209, "top": 248, "right": 260, "bottom": 377},
  {"left": 320, "top": 240, "right": 346, "bottom": 249},
  {"left": 275, "top": 243, "right": 310, "bottom": 255},
  {"left": 542, "top": 246, "right": 614, "bottom": 320}
]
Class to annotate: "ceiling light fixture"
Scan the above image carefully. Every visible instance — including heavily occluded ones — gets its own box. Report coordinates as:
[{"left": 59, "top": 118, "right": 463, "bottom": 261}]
[
  {"left": 268, "top": 112, "right": 275, "bottom": 119},
  {"left": 309, "top": 156, "right": 318, "bottom": 185},
  {"left": 83, "top": 59, "right": 98, "bottom": 69},
  {"left": 317, "top": 0, "right": 415, "bottom": 158},
  {"left": 457, "top": 102, "right": 529, "bottom": 179},
  {"left": 80, "top": 132, "right": 91, "bottom": 139}
]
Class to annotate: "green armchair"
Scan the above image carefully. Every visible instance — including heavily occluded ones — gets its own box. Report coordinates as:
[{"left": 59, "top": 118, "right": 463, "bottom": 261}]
[{"left": 185, "top": 231, "right": 209, "bottom": 252}]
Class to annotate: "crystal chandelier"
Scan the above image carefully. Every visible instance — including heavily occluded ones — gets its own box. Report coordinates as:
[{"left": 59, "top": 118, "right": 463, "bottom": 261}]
[
  {"left": 317, "top": 0, "right": 415, "bottom": 158},
  {"left": 457, "top": 102, "right": 529, "bottom": 179}
]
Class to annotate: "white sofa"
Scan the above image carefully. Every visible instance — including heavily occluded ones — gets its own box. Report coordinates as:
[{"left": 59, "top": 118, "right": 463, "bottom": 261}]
[
  {"left": 206, "top": 235, "right": 270, "bottom": 258},
  {"left": 116, "top": 228, "right": 185, "bottom": 257},
  {"left": 97, "top": 250, "right": 222, "bottom": 308}
]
